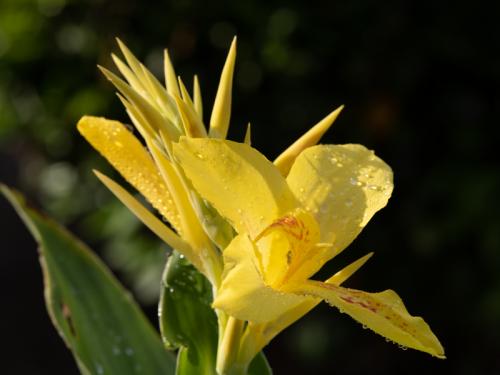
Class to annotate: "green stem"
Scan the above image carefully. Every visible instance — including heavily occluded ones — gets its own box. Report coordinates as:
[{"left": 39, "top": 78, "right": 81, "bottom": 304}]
[{"left": 216, "top": 316, "right": 246, "bottom": 375}]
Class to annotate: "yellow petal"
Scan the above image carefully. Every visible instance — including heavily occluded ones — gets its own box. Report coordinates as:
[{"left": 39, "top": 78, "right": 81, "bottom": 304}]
[
  {"left": 326, "top": 252, "right": 374, "bottom": 285},
  {"left": 274, "top": 106, "right": 343, "bottom": 176},
  {"left": 111, "top": 53, "right": 147, "bottom": 97},
  {"left": 193, "top": 75, "right": 203, "bottom": 119},
  {"left": 149, "top": 141, "right": 206, "bottom": 247},
  {"left": 140, "top": 63, "right": 178, "bottom": 123},
  {"left": 77, "top": 116, "right": 181, "bottom": 232},
  {"left": 99, "top": 66, "right": 181, "bottom": 142},
  {"left": 176, "top": 79, "right": 207, "bottom": 137},
  {"left": 246, "top": 252, "right": 373, "bottom": 356},
  {"left": 286, "top": 144, "right": 393, "bottom": 278},
  {"left": 213, "top": 234, "right": 307, "bottom": 323},
  {"left": 255, "top": 208, "right": 320, "bottom": 287},
  {"left": 244, "top": 122, "right": 251, "bottom": 145},
  {"left": 209, "top": 37, "right": 236, "bottom": 139},
  {"left": 93, "top": 170, "right": 197, "bottom": 262},
  {"left": 116, "top": 38, "right": 147, "bottom": 87},
  {"left": 164, "top": 49, "right": 181, "bottom": 97},
  {"left": 173, "top": 137, "right": 297, "bottom": 238},
  {"left": 288, "top": 280, "right": 445, "bottom": 358}
]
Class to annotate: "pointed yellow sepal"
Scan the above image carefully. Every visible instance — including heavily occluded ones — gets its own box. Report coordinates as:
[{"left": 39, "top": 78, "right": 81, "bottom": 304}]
[
  {"left": 209, "top": 37, "right": 237, "bottom": 139},
  {"left": 164, "top": 49, "right": 181, "bottom": 97},
  {"left": 193, "top": 75, "right": 203, "bottom": 119},
  {"left": 274, "top": 105, "right": 343, "bottom": 176}
]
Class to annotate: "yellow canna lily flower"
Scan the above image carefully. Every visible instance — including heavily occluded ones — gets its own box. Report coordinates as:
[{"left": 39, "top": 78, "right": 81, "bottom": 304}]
[
  {"left": 172, "top": 137, "right": 445, "bottom": 361},
  {"left": 76, "top": 36, "right": 444, "bottom": 373}
]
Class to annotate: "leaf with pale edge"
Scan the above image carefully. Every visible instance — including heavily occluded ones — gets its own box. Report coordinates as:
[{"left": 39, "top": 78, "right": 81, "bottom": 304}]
[{"left": 1, "top": 185, "right": 175, "bottom": 375}]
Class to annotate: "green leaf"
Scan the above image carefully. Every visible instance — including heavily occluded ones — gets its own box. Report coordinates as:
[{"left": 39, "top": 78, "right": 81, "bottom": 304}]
[
  {"left": 248, "top": 352, "right": 273, "bottom": 375},
  {"left": 159, "top": 251, "right": 218, "bottom": 375},
  {"left": 1, "top": 185, "right": 175, "bottom": 375}
]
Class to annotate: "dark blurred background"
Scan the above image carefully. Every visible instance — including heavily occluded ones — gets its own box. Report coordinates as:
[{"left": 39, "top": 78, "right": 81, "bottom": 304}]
[{"left": 1, "top": 0, "right": 499, "bottom": 374}]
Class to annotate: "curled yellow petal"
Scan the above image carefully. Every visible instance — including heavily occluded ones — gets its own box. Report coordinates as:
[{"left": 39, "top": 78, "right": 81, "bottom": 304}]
[
  {"left": 77, "top": 116, "right": 181, "bottom": 232},
  {"left": 244, "top": 252, "right": 374, "bottom": 357},
  {"left": 255, "top": 208, "right": 320, "bottom": 287},
  {"left": 288, "top": 281, "right": 445, "bottom": 358},
  {"left": 173, "top": 137, "right": 297, "bottom": 238},
  {"left": 209, "top": 37, "right": 236, "bottom": 139},
  {"left": 274, "top": 105, "right": 343, "bottom": 176},
  {"left": 213, "top": 234, "right": 307, "bottom": 323}
]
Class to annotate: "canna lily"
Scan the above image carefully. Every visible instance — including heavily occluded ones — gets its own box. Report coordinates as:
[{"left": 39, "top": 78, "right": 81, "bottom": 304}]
[
  {"left": 172, "top": 137, "right": 445, "bottom": 363},
  {"left": 77, "top": 37, "right": 444, "bottom": 374}
]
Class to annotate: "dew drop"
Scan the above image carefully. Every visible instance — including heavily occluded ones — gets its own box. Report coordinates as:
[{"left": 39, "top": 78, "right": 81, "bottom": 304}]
[
  {"left": 345, "top": 199, "right": 353, "bottom": 207},
  {"left": 195, "top": 153, "right": 205, "bottom": 159},
  {"left": 125, "top": 347, "right": 134, "bottom": 356}
]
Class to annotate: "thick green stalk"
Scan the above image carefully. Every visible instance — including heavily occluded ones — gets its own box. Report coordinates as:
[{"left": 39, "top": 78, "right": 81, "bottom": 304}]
[{"left": 216, "top": 316, "right": 247, "bottom": 375}]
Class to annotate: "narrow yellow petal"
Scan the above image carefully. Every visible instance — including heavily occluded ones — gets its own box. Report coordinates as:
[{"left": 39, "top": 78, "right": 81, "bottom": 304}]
[
  {"left": 286, "top": 144, "right": 393, "bottom": 278},
  {"left": 173, "top": 137, "right": 297, "bottom": 238},
  {"left": 326, "top": 252, "right": 374, "bottom": 285},
  {"left": 99, "top": 66, "right": 181, "bottom": 142},
  {"left": 111, "top": 53, "right": 147, "bottom": 96},
  {"left": 149, "top": 141, "right": 202, "bottom": 243},
  {"left": 274, "top": 105, "right": 343, "bottom": 176},
  {"left": 116, "top": 38, "right": 148, "bottom": 85},
  {"left": 164, "top": 49, "right": 181, "bottom": 97},
  {"left": 212, "top": 234, "right": 307, "bottom": 323},
  {"left": 140, "top": 64, "right": 178, "bottom": 123},
  {"left": 209, "top": 37, "right": 237, "bottom": 139},
  {"left": 116, "top": 93, "right": 156, "bottom": 142},
  {"left": 244, "top": 122, "right": 251, "bottom": 145},
  {"left": 193, "top": 75, "right": 203, "bottom": 119},
  {"left": 177, "top": 77, "right": 208, "bottom": 137},
  {"left": 173, "top": 95, "right": 207, "bottom": 138},
  {"left": 93, "top": 170, "right": 192, "bottom": 256},
  {"left": 288, "top": 281, "right": 445, "bottom": 358},
  {"left": 177, "top": 77, "right": 193, "bottom": 105},
  {"left": 77, "top": 116, "right": 181, "bottom": 232}
]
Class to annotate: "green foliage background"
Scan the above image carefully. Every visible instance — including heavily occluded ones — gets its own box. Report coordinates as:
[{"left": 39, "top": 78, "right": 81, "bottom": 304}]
[{"left": 1, "top": 0, "right": 499, "bottom": 374}]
